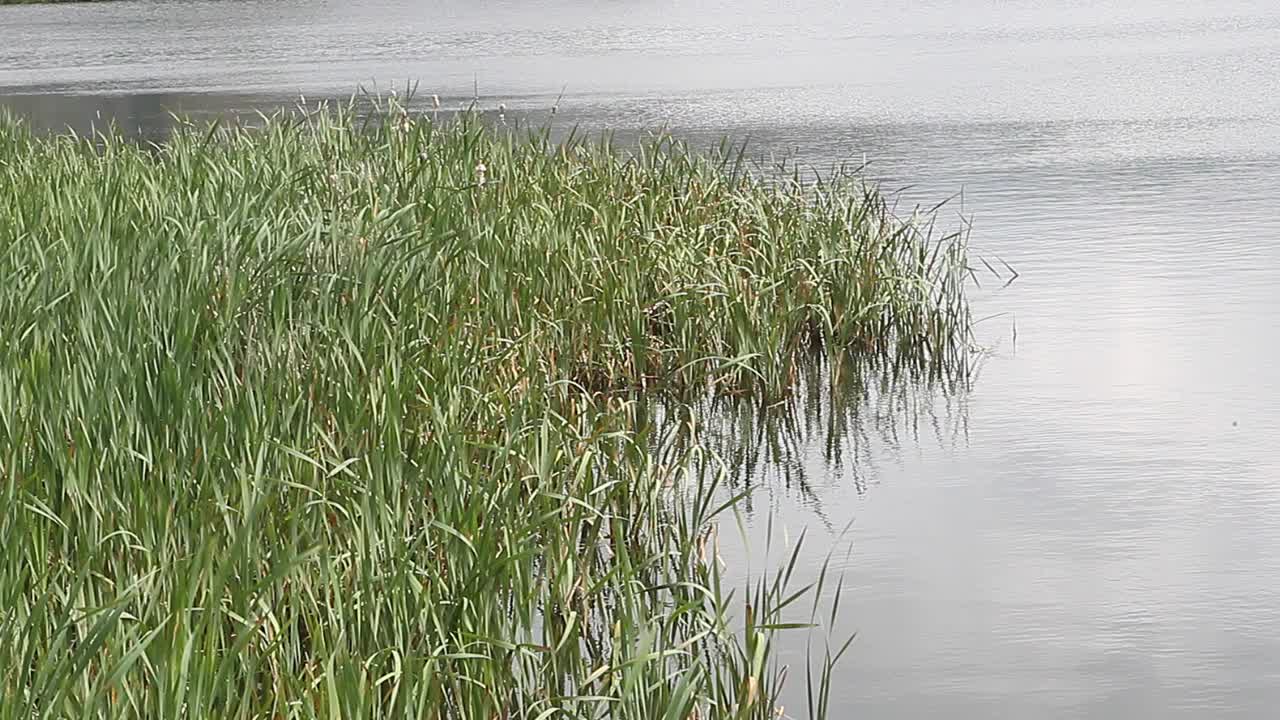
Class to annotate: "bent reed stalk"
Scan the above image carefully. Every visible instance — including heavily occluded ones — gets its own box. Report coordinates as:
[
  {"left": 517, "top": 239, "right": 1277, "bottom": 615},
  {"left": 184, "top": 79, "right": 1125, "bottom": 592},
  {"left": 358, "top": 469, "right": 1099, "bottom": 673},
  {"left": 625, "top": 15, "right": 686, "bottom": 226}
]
[{"left": 0, "top": 100, "right": 975, "bottom": 718}]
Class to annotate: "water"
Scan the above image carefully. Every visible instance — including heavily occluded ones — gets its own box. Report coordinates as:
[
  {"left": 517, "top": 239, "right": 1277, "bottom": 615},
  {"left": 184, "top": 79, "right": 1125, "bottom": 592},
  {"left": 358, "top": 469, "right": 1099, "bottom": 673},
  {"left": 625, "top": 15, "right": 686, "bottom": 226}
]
[{"left": 5, "top": 0, "right": 1280, "bottom": 715}]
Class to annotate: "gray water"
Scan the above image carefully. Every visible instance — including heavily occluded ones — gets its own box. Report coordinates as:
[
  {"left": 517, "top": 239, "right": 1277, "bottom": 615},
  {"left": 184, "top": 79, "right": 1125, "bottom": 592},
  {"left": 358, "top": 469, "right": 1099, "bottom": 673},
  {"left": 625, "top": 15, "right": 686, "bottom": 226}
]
[{"left": 5, "top": 0, "right": 1280, "bottom": 716}]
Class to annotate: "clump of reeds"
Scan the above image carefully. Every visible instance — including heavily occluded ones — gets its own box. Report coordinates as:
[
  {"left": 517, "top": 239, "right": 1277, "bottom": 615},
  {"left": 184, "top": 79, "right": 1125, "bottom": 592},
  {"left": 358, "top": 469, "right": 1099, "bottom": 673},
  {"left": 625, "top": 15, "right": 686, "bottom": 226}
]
[{"left": 0, "top": 101, "right": 975, "bottom": 718}]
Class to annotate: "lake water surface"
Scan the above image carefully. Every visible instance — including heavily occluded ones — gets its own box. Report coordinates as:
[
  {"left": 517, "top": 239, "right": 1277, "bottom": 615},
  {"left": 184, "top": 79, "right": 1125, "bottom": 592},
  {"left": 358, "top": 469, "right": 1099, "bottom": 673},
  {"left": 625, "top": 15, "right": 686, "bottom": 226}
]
[{"left": 4, "top": 1, "right": 1280, "bottom": 716}]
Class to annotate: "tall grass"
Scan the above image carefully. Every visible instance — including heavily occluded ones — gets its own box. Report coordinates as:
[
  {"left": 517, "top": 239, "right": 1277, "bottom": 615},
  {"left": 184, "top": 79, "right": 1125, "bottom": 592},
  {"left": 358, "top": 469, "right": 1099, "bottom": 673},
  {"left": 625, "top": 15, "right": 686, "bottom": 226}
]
[{"left": 0, "top": 101, "right": 975, "bottom": 717}]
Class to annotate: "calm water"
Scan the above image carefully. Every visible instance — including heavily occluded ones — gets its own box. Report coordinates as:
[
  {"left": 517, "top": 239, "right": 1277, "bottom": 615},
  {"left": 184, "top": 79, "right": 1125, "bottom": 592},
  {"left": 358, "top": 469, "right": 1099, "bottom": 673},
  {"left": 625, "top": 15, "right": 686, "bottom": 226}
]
[{"left": 5, "top": 0, "right": 1280, "bottom": 716}]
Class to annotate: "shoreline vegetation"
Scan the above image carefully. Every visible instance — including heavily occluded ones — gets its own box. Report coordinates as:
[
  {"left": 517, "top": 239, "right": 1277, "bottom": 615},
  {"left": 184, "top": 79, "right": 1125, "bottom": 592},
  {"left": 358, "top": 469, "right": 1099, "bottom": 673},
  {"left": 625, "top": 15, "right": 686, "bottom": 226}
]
[{"left": 0, "top": 100, "right": 982, "bottom": 717}]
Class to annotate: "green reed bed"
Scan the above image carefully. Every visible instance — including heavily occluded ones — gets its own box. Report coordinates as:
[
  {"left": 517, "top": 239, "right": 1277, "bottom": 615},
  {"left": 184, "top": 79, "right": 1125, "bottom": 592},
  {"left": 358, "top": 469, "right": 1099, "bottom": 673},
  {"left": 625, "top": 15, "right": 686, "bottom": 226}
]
[{"left": 0, "top": 103, "right": 973, "bottom": 718}]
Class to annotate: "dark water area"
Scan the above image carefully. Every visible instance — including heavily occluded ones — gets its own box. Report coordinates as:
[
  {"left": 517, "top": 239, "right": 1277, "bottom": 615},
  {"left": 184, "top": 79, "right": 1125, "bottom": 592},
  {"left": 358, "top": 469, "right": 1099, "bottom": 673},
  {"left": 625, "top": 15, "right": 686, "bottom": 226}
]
[{"left": 5, "top": 0, "right": 1280, "bottom": 716}]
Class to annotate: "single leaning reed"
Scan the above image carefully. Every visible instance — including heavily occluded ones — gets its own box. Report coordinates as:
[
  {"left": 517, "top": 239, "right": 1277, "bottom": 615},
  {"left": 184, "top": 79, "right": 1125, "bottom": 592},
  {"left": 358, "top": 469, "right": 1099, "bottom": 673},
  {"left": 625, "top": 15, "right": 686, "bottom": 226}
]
[{"left": 0, "top": 103, "right": 973, "bottom": 718}]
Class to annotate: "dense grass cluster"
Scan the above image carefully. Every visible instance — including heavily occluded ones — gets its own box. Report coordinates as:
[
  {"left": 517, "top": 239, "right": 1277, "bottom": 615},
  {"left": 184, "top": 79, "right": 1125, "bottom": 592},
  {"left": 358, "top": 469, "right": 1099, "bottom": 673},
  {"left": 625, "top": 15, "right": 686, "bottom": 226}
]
[{"left": 0, "top": 103, "right": 972, "bottom": 718}]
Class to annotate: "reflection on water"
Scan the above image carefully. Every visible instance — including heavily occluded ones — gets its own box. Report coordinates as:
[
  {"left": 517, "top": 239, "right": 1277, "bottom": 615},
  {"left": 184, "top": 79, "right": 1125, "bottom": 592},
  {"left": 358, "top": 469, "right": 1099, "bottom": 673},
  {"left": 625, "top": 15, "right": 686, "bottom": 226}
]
[
  {"left": 5, "top": 0, "right": 1280, "bottom": 716},
  {"left": 0, "top": 92, "right": 204, "bottom": 136},
  {"left": 653, "top": 358, "right": 972, "bottom": 515}
]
